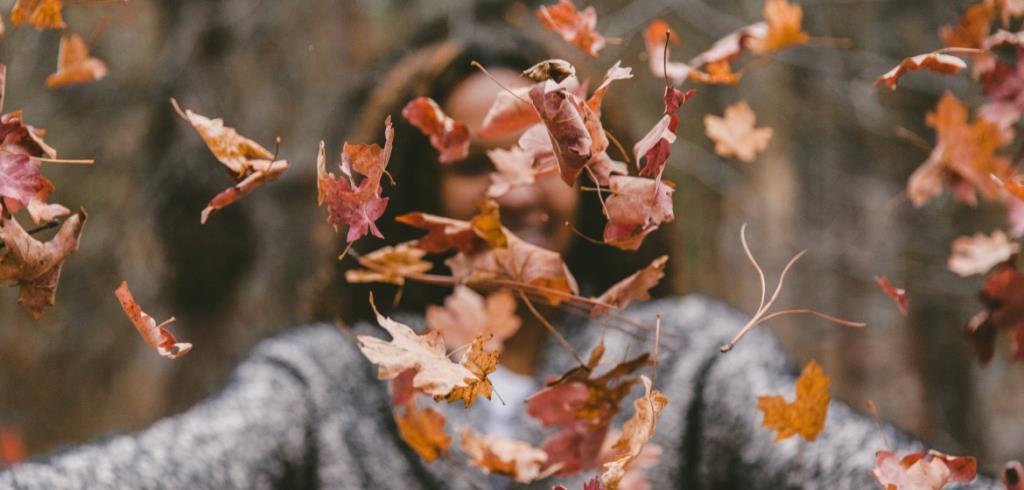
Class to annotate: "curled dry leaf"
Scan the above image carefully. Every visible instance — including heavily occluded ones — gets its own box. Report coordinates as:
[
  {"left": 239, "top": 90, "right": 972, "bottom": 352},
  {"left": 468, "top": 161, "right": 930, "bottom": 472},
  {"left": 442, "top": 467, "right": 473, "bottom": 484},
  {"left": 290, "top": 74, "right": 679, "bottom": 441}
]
[
  {"left": 45, "top": 33, "right": 108, "bottom": 89},
  {"left": 171, "top": 99, "right": 290, "bottom": 224},
  {"left": 357, "top": 298, "right": 477, "bottom": 397},
  {"left": 871, "top": 450, "right": 977, "bottom": 490},
  {"left": 394, "top": 403, "right": 451, "bottom": 463},
  {"left": 603, "top": 176, "right": 675, "bottom": 251},
  {"left": 523, "top": 59, "right": 577, "bottom": 84},
  {"left": 536, "top": 0, "right": 606, "bottom": 58},
  {"left": 317, "top": 117, "right": 394, "bottom": 242},
  {"left": 704, "top": 100, "right": 773, "bottom": 163},
  {"left": 875, "top": 52, "right": 967, "bottom": 90},
  {"left": 461, "top": 429, "right": 551, "bottom": 483},
  {"left": 966, "top": 264, "right": 1024, "bottom": 362},
  {"left": 875, "top": 276, "right": 909, "bottom": 316},
  {"left": 948, "top": 230, "right": 1019, "bottom": 277},
  {"left": 756, "top": 359, "right": 830, "bottom": 442},
  {"left": 526, "top": 343, "right": 651, "bottom": 475},
  {"left": 480, "top": 87, "right": 538, "bottom": 138},
  {"left": 426, "top": 286, "right": 521, "bottom": 352},
  {"left": 344, "top": 241, "right": 433, "bottom": 286},
  {"left": 115, "top": 281, "right": 192, "bottom": 359},
  {"left": 600, "top": 376, "right": 668, "bottom": 490},
  {"left": 395, "top": 212, "right": 477, "bottom": 254},
  {"left": 0, "top": 209, "right": 85, "bottom": 318},
  {"left": 592, "top": 255, "right": 668, "bottom": 317},
  {"left": 598, "top": 430, "right": 662, "bottom": 490},
  {"left": 401, "top": 97, "right": 470, "bottom": 164},
  {"left": 635, "top": 87, "right": 695, "bottom": 180},
  {"left": 907, "top": 92, "right": 1012, "bottom": 208},
  {"left": 10, "top": 0, "right": 64, "bottom": 30},
  {"left": 529, "top": 79, "right": 593, "bottom": 186}
]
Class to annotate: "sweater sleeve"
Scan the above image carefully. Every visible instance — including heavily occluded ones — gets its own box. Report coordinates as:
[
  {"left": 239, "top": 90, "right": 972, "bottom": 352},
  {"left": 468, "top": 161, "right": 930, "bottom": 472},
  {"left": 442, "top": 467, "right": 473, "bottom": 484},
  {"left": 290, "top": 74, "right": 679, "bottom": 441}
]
[
  {"left": 632, "top": 295, "right": 1001, "bottom": 490},
  {"left": 0, "top": 325, "right": 358, "bottom": 490}
]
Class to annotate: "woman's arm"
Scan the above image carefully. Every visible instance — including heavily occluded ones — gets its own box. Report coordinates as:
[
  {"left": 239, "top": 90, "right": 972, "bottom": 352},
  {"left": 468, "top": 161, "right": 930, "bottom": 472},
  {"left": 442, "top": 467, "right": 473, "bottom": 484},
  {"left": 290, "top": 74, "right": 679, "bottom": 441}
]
[
  {"left": 633, "top": 296, "right": 1001, "bottom": 489},
  {"left": 0, "top": 327, "right": 350, "bottom": 490}
]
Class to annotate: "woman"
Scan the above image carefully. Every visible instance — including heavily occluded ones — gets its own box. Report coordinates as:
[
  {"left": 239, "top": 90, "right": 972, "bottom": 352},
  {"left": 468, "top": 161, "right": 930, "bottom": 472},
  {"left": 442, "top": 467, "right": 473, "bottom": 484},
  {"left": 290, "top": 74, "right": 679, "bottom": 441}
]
[{"left": 0, "top": 25, "right": 999, "bottom": 490}]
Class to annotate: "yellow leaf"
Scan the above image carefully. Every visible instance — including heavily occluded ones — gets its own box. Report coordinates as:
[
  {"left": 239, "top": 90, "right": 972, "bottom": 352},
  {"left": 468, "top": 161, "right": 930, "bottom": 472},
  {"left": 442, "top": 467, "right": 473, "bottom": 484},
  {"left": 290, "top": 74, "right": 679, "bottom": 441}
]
[
  {"left": 394, "top": 404, "right": 450, "bottom": 463},
  {"left": 756, "top": 359, "right": 830, "bottom": 441}
]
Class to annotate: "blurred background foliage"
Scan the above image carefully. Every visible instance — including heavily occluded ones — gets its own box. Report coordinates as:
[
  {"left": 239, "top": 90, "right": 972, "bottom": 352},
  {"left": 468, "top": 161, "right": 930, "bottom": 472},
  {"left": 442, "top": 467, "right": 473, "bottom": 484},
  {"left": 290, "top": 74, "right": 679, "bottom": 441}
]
[{"left": 0, "top": 0, "right": 1020, "bottom": 474}]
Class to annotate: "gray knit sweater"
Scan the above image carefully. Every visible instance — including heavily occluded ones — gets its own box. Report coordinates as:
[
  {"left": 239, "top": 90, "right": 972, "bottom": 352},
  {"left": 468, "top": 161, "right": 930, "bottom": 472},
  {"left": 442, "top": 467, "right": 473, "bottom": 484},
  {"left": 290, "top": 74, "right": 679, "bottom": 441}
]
[{"left": 0, "top": 295, "right": 999, "bottom": 489}]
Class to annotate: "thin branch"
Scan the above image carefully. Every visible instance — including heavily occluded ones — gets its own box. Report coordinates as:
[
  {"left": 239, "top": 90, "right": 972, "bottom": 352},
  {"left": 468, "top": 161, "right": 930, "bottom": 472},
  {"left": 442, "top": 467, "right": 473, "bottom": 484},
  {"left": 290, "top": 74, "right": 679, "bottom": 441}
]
[
  {"left": 740, "top": 223, "right": 767, "bottom": 314},
  {"left": 31, "top": 157, "right": 94, "bottom": 166},
  {"left": 0, "top": 219, "right": 61, "bottom": 250},
  {"left": 865, "top": 400, "right": 892, "bottom": 450},
  {"left": 470, "top": 61, "right": 532, "bottom": 106},
  {"left": 757, "top": 308, "right": 866, "bottom": 328},
  {"left": 518, "top": 289, "right": 586, "bottom": 368}
]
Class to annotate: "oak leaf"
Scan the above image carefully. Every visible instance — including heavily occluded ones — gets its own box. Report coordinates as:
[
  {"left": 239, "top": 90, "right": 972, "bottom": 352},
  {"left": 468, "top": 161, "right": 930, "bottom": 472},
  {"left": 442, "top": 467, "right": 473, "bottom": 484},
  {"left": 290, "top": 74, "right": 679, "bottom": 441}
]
[
  {"left": 0, "top": 209, "right": 85, "bottom": 318},
  {"left": 948, "top": 230, "right": 1019, "bottom": 277},
  {"left": 394, "top": 403, "right": 451, "bottom": 463},
  {"left": 871, "top": 450, "right": 977, "bottom": 490},
  {"left": 426, "top": 286, "right": 521, "bottom": 352},
  {"left": 45, "top": 32, "right": 108, "bottom": 90},
  {"left": 756, "top": 359, "right": 830, "bottom": 441},
  {"left": 115, "top": 281, "right": 192, "bottom": 359},
  {"left": 600, "top": 376, "right": 668, "bottom": 490},
  {"left": 704, "top": 101, "right": 773, "bottom": 163},
  {"left": 536, "top": 0, "right": 605, "bottom": 58},
  {"left": 10, "top": 0, "right": 63, "bottom": 30},
  {"left": 461, "top": 429, "right": 552, "bottom": 483},
  {"left": 592, "top": 255, "right": 667, "bottom": 316},
  {"left": 875, "top": 52, "right": 967, "bottom": 90},
  {"left": 875, "top": 276, "right": 909, "bottom": 316},
  {"left": 401, "top": 97, "right": 470, "bottom": 164},
  {"left": 171, "top": 99, "right": 289, "bottom": 224},
  {"left": 317, "top": 118, "right": 393, "bottom": 242}
]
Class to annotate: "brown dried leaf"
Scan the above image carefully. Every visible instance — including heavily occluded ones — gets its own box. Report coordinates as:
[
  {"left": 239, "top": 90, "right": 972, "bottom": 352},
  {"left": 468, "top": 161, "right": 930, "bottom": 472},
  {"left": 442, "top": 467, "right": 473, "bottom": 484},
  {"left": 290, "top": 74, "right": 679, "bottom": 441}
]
[
  {"left": 871, "top": 450, "right": 977, "bottom": 490},
  {"left": 426, "top": 286, "right": 521, "bottom": 352},
  {"left": 0, "top": 209, "right": 85, "bottom": 318},
  {"left": 115, "top": 281, "right": 192, "bottom": 359},
  {"left": 600, "top": 375, "right": 668, "bottom": 490},
  {"left": 461, "top": 429, "right": 551, "bottom": 483},
  {"left": 592, "top": 255, "right": 667, "bottom": 316},
  {"left": 756, "top": 359, "right": 830, "bottom": 442},
  {"left": 536, "top": 0, "right": 606, "bottom": 58},
  {"left": 401, "top": 97, "right": 470, "bottom": 164},
  {"left": 949, "top": 230, "right": 1019, "bottom": 277},
  {"left": 344, "top": 241, "right": 433, "bottom": 286},
  {"left": 395, "top": 403, "right": 451, "bottom": 463},
  {"left": 875, "top": 52, "right": 967, "bottom": 90},
  {"left": 703, "top": 101, "right": 773, "bottom": 163}
]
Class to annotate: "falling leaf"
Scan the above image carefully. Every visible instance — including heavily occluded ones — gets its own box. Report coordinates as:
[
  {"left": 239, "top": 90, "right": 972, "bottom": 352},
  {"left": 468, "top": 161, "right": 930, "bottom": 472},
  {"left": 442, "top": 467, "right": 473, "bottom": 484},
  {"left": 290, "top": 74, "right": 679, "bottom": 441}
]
[
  {"left": 907, "top": 92, "right": 1012, "bottom": 207},
  {"left": 871, "top": 450, "right": 977, "bottom": 490},
  {"left": 598, "top": 430, "right": 662, "bottom": 490},
  {"left": 344, "top": 241, "right": 433, "bottom": 286},
  {"left": 526, "top": 345, "right": 650, "bottom": 475},
  {"left": 948, "top": 230, "right": 1020, "bottom": 277},
  {"left": 486, "top": 146, "right": 554, "bottom": 198},
  {"left": 875, "top": 52, "right": 967, "bottom": 90},
  {"left": 966, "top": 264, "right": 1024, "bottom": 362},
  {"left": 401, "top": 97, "right": 470, "bottom": 164},
  {"left": 426, "top": 286, "right": 521, "bottom": 352},
  {"left": 471, "top": 198, "right": 508, "bottom": 249},
  {"left": 317, "top": 117, "right": 394, "bottom": 242},
  {"left": 10, "top": 0, "right": 64, "bottom": 30},
  {"left": 756, "top": 359, "right": 830, "bottom": 442},
  {"left": 941, "top": 2, "right": 994, "bottom": 49},
  {"left": 480, "top": 87, "right": 539, "bottom": 138},
  {"left": 45, "top": 32, "right": 108, "bottom": 89},
  {"left": 703, "top": 100, "right": 773, "bottom": 163},
  {"left": 602, "top": 176, "right": 675, "bottom": 251},
  {"left": 115, "top": 281, "right": 192, "bottom": 359},
  {"left": 356, "top": 300, "right": 477, "bottom": 397},
  {"left": 0, "top": 209, "right": 85, "bottom": 318},
  {"left": 394, "top": 403, "right": 451, "bottom": 463},
  {"left": 585, "top": 152, "right": 628, "bottom": 187},
  {"left": 635, "top": 87, "right": 695, "bottom": 180},
  {"left": 536, "top": 0, "right": 606, "bottom": 58},
  {"left": 875, "top": 276, "right": 909, "bottom": 316},
  {"left": 749, "top": 0, "right": 809, "bottom": 54},
  {"left": 171, "top": 98, "right": 290, "bottom": 223},
  {"left": 461, "top": 429, "right": 552, "bottom": 483},
  {"left": 523, "top": 59, "right": 578, "bottom": 84},
  {"left": 592, "top": 255, "right": 668, "bottom": 316},
  {"left": 600, "top": 376, "right": 669, "bottom": 490},
  {"left": 0, "top": 425, "right": 25, "bottom": 467},
  {"left": 436, "top": 336, "right": 499, "bottom": 408},
  {"left": 529, "top": 78, "right": 593, "bottom": 185},
  {"left": 395, "top": 212, "right": 477, "bottom": 254}
]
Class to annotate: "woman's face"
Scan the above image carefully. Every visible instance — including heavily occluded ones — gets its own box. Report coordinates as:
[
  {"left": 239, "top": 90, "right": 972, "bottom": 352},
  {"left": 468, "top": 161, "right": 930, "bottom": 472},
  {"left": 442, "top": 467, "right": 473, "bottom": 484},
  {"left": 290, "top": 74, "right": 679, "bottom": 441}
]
[{"left": 441, "top": 70, "right": 579, "bottom": 254}]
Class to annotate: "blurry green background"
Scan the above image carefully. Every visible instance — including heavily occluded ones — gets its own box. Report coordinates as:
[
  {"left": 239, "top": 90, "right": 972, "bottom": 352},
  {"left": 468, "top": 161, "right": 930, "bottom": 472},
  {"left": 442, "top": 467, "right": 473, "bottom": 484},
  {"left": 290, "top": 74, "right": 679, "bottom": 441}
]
[{"left": 0, "top": 0, "right": 1020, "bottom": 474}]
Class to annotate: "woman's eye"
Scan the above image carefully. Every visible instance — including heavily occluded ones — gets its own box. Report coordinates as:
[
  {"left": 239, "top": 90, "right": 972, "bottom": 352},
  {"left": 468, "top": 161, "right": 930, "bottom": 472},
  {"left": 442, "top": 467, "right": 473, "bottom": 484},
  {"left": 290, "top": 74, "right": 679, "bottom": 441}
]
[{"left": 448, "top": 154, "right": 495, "bottom": 176}]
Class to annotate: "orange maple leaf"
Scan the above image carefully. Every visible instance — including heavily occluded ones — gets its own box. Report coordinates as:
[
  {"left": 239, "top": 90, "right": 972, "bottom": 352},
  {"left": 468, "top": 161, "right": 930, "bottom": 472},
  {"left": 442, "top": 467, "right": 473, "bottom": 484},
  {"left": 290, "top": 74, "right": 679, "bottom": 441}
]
[
  {"left": 10, "top": 0, "right": 64, "bottom": 30},
  {"left": 394, "top": 404, "right": 451, "bottom": 463},
  {"left": 756, "top": 359, "right": 830, "bottom": 441},
  {"left": 704, "top": 100, "right": 773, "bottom": 162},
  {"left": 45, "top": 33, "right": 108, "bottom": 90},
  {"left": 751, "top": 0, "right": 809, "bottom": 54}
]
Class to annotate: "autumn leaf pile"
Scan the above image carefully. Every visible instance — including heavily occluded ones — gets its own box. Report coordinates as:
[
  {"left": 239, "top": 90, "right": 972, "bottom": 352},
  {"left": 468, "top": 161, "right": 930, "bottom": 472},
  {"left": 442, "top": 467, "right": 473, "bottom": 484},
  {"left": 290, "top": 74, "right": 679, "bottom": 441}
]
[{"left": 4, "top": 0, "right": 1024, "bottom": 488}]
